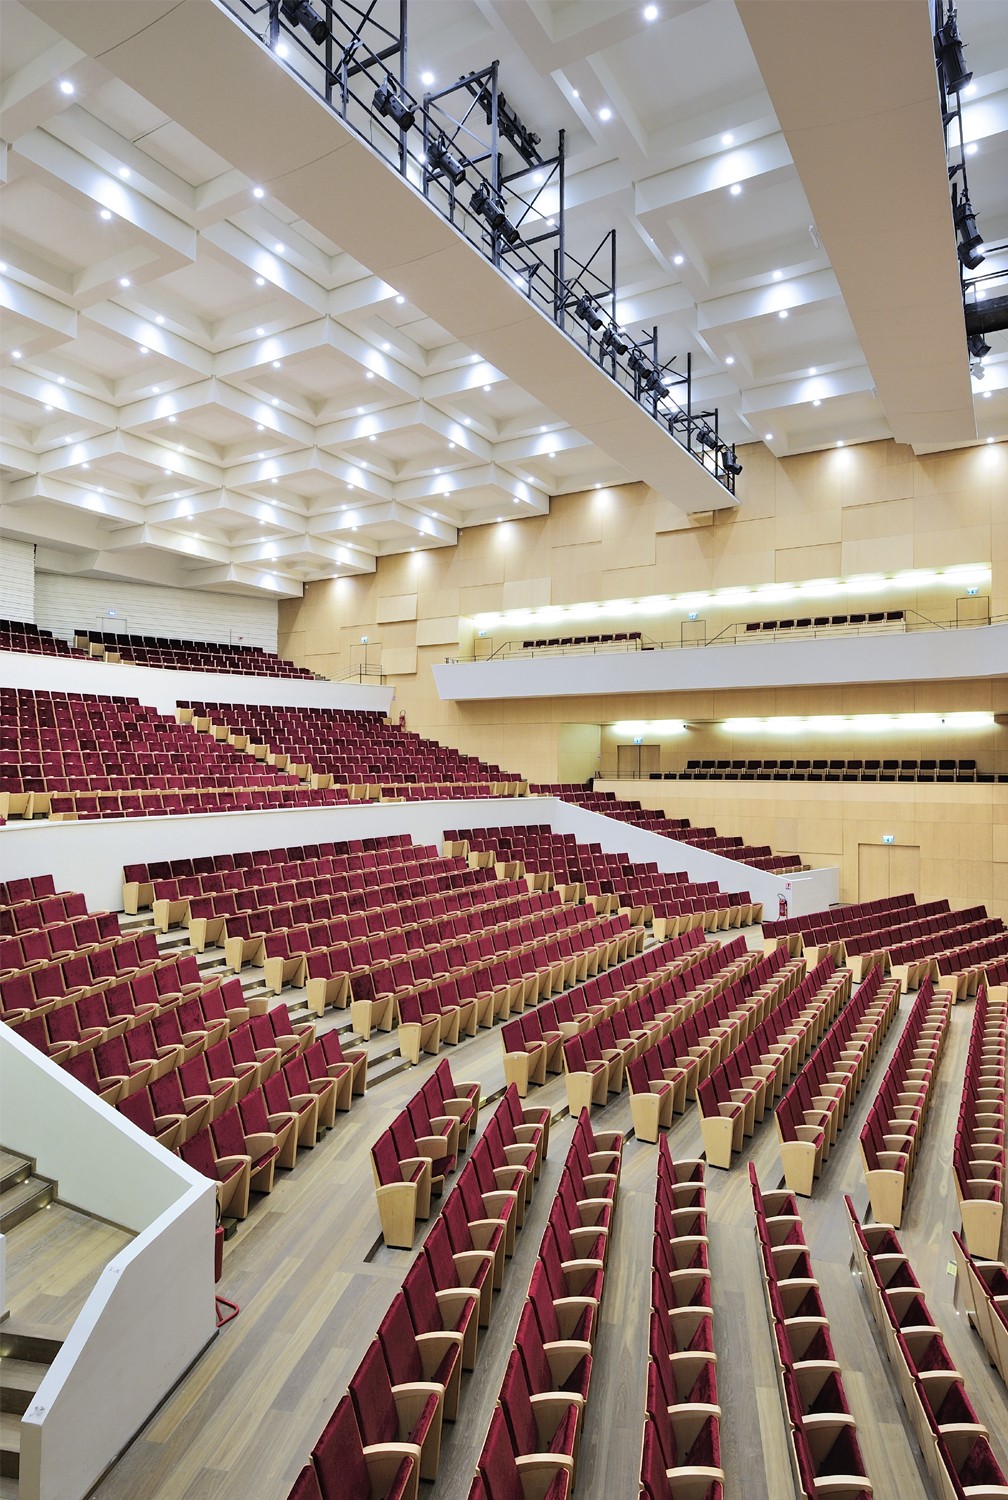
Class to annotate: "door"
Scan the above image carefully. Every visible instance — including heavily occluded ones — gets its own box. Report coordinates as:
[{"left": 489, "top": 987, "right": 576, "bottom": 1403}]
[
  {"left": 616, "top": 743, "right": 660, "bottom": 779},
  {"left": 858, "top": 843, "right": 920, "bottom": 901}
]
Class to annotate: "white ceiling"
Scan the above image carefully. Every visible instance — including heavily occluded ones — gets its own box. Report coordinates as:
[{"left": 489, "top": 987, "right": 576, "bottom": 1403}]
[{"left": 1, "top": 0, "right": 1005, "bottom": 599}]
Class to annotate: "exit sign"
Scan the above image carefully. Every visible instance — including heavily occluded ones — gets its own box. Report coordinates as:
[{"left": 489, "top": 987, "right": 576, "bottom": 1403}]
[{"left": 882, "top": 834, "right": 895, "bottom": 845}]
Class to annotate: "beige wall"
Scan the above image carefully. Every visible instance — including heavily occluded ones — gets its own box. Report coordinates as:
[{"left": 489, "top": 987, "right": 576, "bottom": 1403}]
[
  {"left": 596, "top": 778, "right": 1008, "bottom": 926},
  {"left": 280, "top": 436, "right": 1008, "bottom": 788}
]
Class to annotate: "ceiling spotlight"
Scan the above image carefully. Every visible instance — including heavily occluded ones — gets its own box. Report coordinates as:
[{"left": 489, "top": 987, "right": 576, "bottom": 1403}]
[
  {"left": 954, "top": 193, "right": 984, "bottom": 268},
  {"left": 968, "top": 331, "right": 991, "bottom": 359},
  {"left": 764, "top": 432, "right": 773, "bottom": 441},
  {"left": 58, "top": 79, "right": 74, "bottom": 96},
  {"left": 255, "top": 276, "right": 266, "bottom": 286},
  {"left": 119, "top": 277, "right": 130, "bottom": 288},
  {"left": 420, "top": 70, "right": 435, "bottom": 87},
  {"left": 252, "top": 186, "right": 265, "bottom": 199},
  {"left": 721, "top": 132, "right": 734, "bottom": 145},
  {"left": 725, "top": 355, "right": 735, "bottom": 365},
  {"left": 574, "top": 294, "right": 604, "bottom": 331},
  {"left": 643, "top": 4, "right": 659, "bottom": 19},
  {"left": 118, "top": 166, "right": 130, "bottom": 180},
  {"left": 426, "top": 134, "right": 466, "bottom": 186},
  {"left": 722, "top": 447, "right": 743, "bottom": 477},
  {"left": 965, "top": 141, "right": 978, "bottom": 156},
  {"left": 374, "top": 76, "right": 415, "bottom": 132},
  {"left": 11, "top": 350, "right": 21, "bottom": 359},
  {"left": 729, "top": 183, "right": 742, "bottom": 196},
  {"left": 100, "top": 208, "right": 113, "bottom": 221},
  {"left": 599, "top": 326, "right": 628, "bottom": 356},
  {"left": 627, "top": 347, "right": 649, "bottom": 378},
  {"left": 936, "top": 8, "right": 972, "bottom": 94},
  {"left": 469, "top": 184, "right": 520, "bottom": 245},
  {"left": 698, "top": 425, "right": 718, "bottom": 449},
  {"left": 395, "top": 294, "right": 405, "bottom": 305},
  {"left": 281, "top": 0, "right": 328, "bottom": 44},
  {"left": 644, "top": 366, "right": 670, "bottom": 396},
  {"left": 598, "top": 107, "right": 613, "bottom": 122},
  {"left": 156, "top": 315, "right": 165, "bottom": 325},
  {"left": 813, "top": 398, "right": 821, "bottom": 407},
  {"left": 673, "top": 254, "right": 684, "bottom": 266},
  {"left": 778, "top": 309, "right": 789, "bottom": 319}
]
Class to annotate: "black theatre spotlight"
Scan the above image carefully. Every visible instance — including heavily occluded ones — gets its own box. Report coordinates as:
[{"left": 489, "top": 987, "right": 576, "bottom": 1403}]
[
  {"left": 954, "top": 193, "right": 985, "bottom": 268},
  {"left": 936, "top": 9, "right": 972, "bottom": 94},
  {"left": 644, "top": 366, "right": 670, "bottom": 396},
  {"left": 374, "top": 76, "right": 416, "bottom": 132},
  {"left": 968, "top": 331, "right": 991, "bottom": 359},
  {"left": 470, "top": 184, "right": 520, "bottom": 245},
  {"left": 281, "top": 0, "right": 328, "bottom": 45},
  {"left": 722, "top": 446, "right": 743, "bottom": 477},
  {"left": 427, "top": 135, "right": 466, "bottom": 186},
  {"left": 599, "top": 326, "right": 628, "bottom": 357},
  {"left": 627, "top": 347, "right": 649, "bottom": 378},
  {"left": 698, "top": 425, "right": 718, "bottom": 450},
  {"left": 574, "top": 294, "right": 604, "bottom": 331}
]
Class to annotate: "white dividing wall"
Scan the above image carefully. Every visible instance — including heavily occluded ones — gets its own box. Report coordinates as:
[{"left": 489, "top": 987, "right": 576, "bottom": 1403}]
[
  {"left": 0, "top": 796, "right": 839, "bottom": 917},
  {"left": 34, "top": 573, "right": 280, "bottom": 651},
  {"left": 0, "top": 1027, "right": 216, "bottom": 1500},
  {"left": 0, "top": 538, "right": 36, "bottom": 623},
  {"left": 0, "top": 650, "right": 394, "bottom": 717}
]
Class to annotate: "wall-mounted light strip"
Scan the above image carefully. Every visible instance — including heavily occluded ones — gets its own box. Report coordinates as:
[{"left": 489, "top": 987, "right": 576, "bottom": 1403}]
[
  {"left": 720, "top": 712, "right": 996, "bottom": 735},
  {"left": 470, "top": 563, "right": 991, "bottom": 629},
  {"left": 611, "top": 720, "right": 687, "bottom": 736}
]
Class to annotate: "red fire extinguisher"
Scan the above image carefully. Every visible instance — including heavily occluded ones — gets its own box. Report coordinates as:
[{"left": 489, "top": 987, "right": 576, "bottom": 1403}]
[
  {"left": 398, "top": 710, "right": 406, "bottom": 730},
  {"left": 778, "top": 893, "right": 789, "bottom": 920}
]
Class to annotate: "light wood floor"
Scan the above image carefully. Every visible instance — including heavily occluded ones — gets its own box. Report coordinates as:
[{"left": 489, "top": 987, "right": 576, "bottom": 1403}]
[
  {"left": 57, "top": 928, "right": 1008, "bottom": 1500},
  {"left": 3, "top": 1203, "right": 133, "bottom": 1340}
]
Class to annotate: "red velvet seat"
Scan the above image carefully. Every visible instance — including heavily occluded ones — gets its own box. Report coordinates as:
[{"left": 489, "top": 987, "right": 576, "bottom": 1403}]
[{"left": 309, "top": 1395, "right": 417, "bottom": 1500}]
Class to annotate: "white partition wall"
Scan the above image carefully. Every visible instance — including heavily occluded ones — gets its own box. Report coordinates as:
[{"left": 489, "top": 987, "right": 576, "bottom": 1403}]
[{"left": 0, "top": 1027, "right": 216, "bottom": 1500}]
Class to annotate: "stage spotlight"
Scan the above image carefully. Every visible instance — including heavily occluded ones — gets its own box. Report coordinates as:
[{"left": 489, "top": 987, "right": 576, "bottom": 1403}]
[
  {"left": 954, "top": 193, "right": 984, "bottom": 268},
  {"left": 627, "top": 347, "right": 649, "bottom": 378},
  {"left": 936, "top": 9, "right": 972, "bottom": 94},
  {"left": 281, "top": 0, "right": 328, "bottom": 44},
  {"left": 374, "top": 76, "right": 415, "bottom": 132},
  {"left": 470, "top": 184, "right": 520, "bottom": 244},
  {"left": 967, "top": 331, "right": 991, "bottom": 359},
  {"left": 698, "top": 425, "right": 718, "bottom": 449},
  {"left": 599, "top": 326, "right": 628, "bottom": 357},
  {"left": 427, "top": 135, "right": 466, "bottom": 186},
  {"left": 723, "top": 446, "right": 743, "bottom": 477},
  {"left": 574, "top": 294, "right": 603, "bottom": 331}
]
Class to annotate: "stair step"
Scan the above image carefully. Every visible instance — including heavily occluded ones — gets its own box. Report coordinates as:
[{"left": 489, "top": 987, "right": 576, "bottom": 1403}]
[
  {"left": 0, "top": 1325, "right": 64, "bottom": 1366},
  {"left": 0, "top": 1357, "right": 49, "bottom": 1415},
  {"left": 0, "top": 1151, "right": 32, "bottom": 1195},
  {"left": 0, "top": 1411, "right": 20, "bottom": 1479},
  {"left": 0, "top": 1177, "right": 54, "bottom": 1234}
]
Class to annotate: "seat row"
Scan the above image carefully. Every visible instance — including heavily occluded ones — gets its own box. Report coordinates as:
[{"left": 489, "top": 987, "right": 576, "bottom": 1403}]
[
  {"left": 846, "top": 1201, "right": 1008, "bottom": 1500},
  {"left": 751, "top": 1167, "right": 872, "bottom": 1500},
  {"left": 953, "top": 983, "right": 1006, "bottom": 1260},
  {"left": 284, "top": 1085, "right": 553, "bottom": 1500},
  {"left": 640, "top": 1140, "right": 723, "bottom": 1500},
  {"left": 952, "top": 1230, "right": 1008, "bottom": 1387},
  {"left": 774, "top": 967, "right": 901, "bottom": 1196},
  {"left": 467, "top": 1110, "right": 623, "bottom": 1500},
  {"left": 695, "top": 957, "right": 851, "bottom": 1168},
  {"left": 858, "top": 976, "right": 952, "bottom": 1227}
]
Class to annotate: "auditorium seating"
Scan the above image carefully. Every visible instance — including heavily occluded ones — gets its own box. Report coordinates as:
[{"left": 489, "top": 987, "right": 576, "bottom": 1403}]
[
  {"left": 752, "top": 1167, "right": 873, "bottom": 1500},
  {"left": 774, "top": 967, "right": 901, "bottom": 1195},
  {"left": 179, "top": 700, "right": 524, "bottom": 800},
  {"left": 75, "top": 628, "right": 318, "bottom": 678},
  {"left": 952, "top": 1231, "right": 1008, "bottom": 1385},
  {"left": 515, "top": 630, "right": 642, "bottom": 651},
  {"left": 846, "top": 1200, "right": 1008, "bottom": 1500},
  {"left": 859, "top": 976, "right": 952, "bottom": 1226},
  {"left": 953, "top": 983, "right": 1006, "bottom": 1260},
  {"left": 673, "top": 754, "right": 996, "bottom": 783},
  {"left": 1, "top": 687, "right": 343, "bottom": 820},
  {"left": 1, "top": 617, "right": 91, "bottom": 658}
]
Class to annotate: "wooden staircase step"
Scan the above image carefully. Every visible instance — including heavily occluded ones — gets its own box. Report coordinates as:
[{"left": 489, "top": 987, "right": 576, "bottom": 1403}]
[
  {"left": 0, "top": 1356, "right": 49, "bottom": 1415},
  {"left": 0, "top": 1176, "right": 54, "bottom": 1235},
  {"left": 0, "top": 1411, "right": 20, "bottom": 1480},
  {"left": 0, "top": 1151, "right": 32, "bottom": 1195},
  {"left": 0, "top": 1324, "right": 64, "bottom": 1366}
]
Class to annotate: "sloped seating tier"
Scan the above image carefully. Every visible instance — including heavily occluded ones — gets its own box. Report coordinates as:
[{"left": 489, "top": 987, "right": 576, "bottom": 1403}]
[
  {"left": 859, "top": 976, "right": 952, "bottom": 1226},
  {"left": 567, "top": 935, "right": 777, "bottom": 1122},
  {"left": 953, "top": 983, "right": 1007, "bottom": 1261},
  {"left": 846, "top": 1200, "right": 1008, "bottom": 1500},
  {"left": 952, "top": 1231, "right": 1008, "bottom": 1387},
  {"left": 521, "top": 790, "right": 803, "bottom": 874},
  {"left": 694, "top": 956, "right": 852, "bottom": 1168},
  {"left": 468, "top": 1109, "right": 623, "bottom": 1499},
  {"left": 75, "top": 629, "right": 317, "bottom": 678},
  {"left": 763, "top": 893, "right": 1008, "bottom": 996},
  {"left": 1, "top": 688, "right": 343, "bottom": 821},
  {"left": 751, "top": 1167, "right": 872, "bottom": 1500},
  {"left": 640, "top": 1139, "right": 724, "bottom": 1500},
  {"left": 1, "top": 617, "right": 91, "bottom": 659},
  {"left": 179, "top": 700, "right": 524, "bottom": 801},
  {"left": 774, "top": 968, "right": 902, "bottom": 1197},
  {"left": 674, "top": 751, "right": 999, "bottom": 784},
  {"left": 444, "top": 824, "right": 760, "bottom": 932}
]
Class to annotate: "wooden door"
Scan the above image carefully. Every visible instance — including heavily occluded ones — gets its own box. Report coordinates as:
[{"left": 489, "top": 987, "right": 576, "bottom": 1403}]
[{"left": 858, "top": 843, "right": 921, "bottom": 900}]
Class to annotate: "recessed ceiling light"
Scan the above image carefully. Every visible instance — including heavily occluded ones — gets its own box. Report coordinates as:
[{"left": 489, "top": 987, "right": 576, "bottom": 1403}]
[
  {"left": 643, "top": 4, "right": 659, "bottom": 19},
  {"left": 420, "top": 70, "right": 435, "bottom": 86},
  {"left": 395, "top": 295, "right": 405, "bottom": 305},
  {"left": 813, "top": 399, "right": 821, "bottom": 407},
  {"left": 11, "top": 350, "right": 21, "bottom": 359},
  {"left": 982, "top": 390, "right": 992, "bottom": 399},
  {"left": 483, "top": 384, "right": 491, "bottom": 392},
  {"left": 442, "top": 489, "right": 449, "bottom": 497},
  {"left": 256, "top": 326, "right": 265, "bottom": 336},
  {"left": 163, "top": 467, "right": 171, "bottom": 476},
  {"left": 594, "top": 482, "right": 601, "bottom": 489},
  {"left": 987, "top": 436, "right": 994, "bottom": 444},
  {"left": 673, "top": 254, "right": 684, "bottom": 266},
  {"left": 496, "top": 516, "right": 503, "bottom": 523},
  {"left": 59, "top": 80, "right": 74, "bottom": 95},
  {"left": 464, "top": 418, "right": 472, "bottom": 426},
  {"left": 44, "top": 404, "right": 53, "bottom": 412},
  {"left": 118, "top": 166, "right": 130, "bottom": 179},
  {"left": 356, "top": 406, "right": 364, "bottom": 415},
  {"left": 168, "top": 415, "right": 176, "bottom": 423},
  {"left": 100, "top": 208, "right": 112, "bottom": 221},
  {"left": 808, "top": 366, "right": 817, "bottom": 375},
  {"left": 572, "top": 89, "right": 580, "bottom": 99},
  {"left": 152, "top": 385, "right": 160, "bottom": 393},
  {"left": 729, "top": 183, "right": 742, "bottom": 196},
  {"left": 772, "top": 269, "right": 782, "bottom": 281},
  {"left": 57, "top": 376, "right": 65, "bottom": 384},
  {"left": 138, "top": 345, "right": 148, "bottom": 354},
  {"left": 255, "top": 276, "right": 266, "bottom": 287},
  {"left": 366, "top": 371, "right": 375, "bottom": 380},
  {"left": 271, "top": 477, "right": 277, "bottom": 484},
  {"left": 764, "top": 432, "right": 773, "bottom": 441},
  {"left": 155, "top": 315, "right": 165, "bottom": 326},
  {"left": 965, "top": 142, "right": 978, "bottom": 155},
  {"left": 598, "top": 107, "right": 613, "bottom": 122},
  {"left": 549, "top": 451, "right": 556, "bottom": 459},
  {"left": 82, "top": 462, "right": 89, "bottom": 470},
  {"left": 725, "top": 355, "right": 735, "bottom": 365},
  {"left": 449, "top": 442, "right": 456, "bottom": 450},
  {"left": 836, "top": 439, "right": 844, "bottom": 447},
  {"left": 272, "top": 360, "right": 282, "bottom": 369},
  {"left": 369, "top": 435, "right": 376, "bottom": 442},
  {"left": 721, "top": 132, "right": 734, "bottom": 145},
  {"left": 119, "top": 277, "right": 131, "bottom": 287},
  {"left": 778, "top": 309, "right": 789, "bottom": 319},
  {"left": 253, "top": 186, "right": 265, "bottom": 199},
  {"left": 0, "top": 263, "right": 5, "bottom": 272},
  {"left": 257, "top": 423, "right": 265, "bottom": 431},
  {"left": 271, "top": 397, "right": 279, "bottom": 406}
]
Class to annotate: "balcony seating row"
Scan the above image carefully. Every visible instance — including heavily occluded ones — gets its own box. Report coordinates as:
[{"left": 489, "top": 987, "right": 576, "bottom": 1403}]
[
  {"left": 846, "top": 1201, "right": 1008, "bottom": 1500},
  {"left": 1, "top": 617, "right": 91, "bottom": 658},
  {"left": 515, "top": 630, "right": 643, "bottom": 651},
  {"left": 952, "top": 1230, "right": 1008, "bottom": 1386},
  {"left": 669, "top": 754, "right": 1000, "bottom": 784},
  {"left": 859, "top": 976, "right": 952, "bottom": 1227},
  {"left": 641, "top": 1140, "right": 722, "bottom": 1500},
  {"left": 751, "top": 1166, "right": 872, "bottom": 1500},
  {"left": 290, "top": 1083, "right": 552, "bottom": 1500},
  {"left": 744, "top": 610, "right": 905, "bottom": 632},
  {"left": 467, "top": 1110, "right": 623, "bottom": 1500},
  {"left": 568, "top": 939, "right": 782, "bottom": 1123},
  {"left": 774, "top": 968, "right": 901, "bottom": 1196},
  {"left": 953, "top": 983, "right": 1006, "bottom": 1260},
  {"left": 75, "top": 629, "right": 317, "bottom": 678},
  {"left": 695, "top": 957, "right": 850, "bottom": 1168}
]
